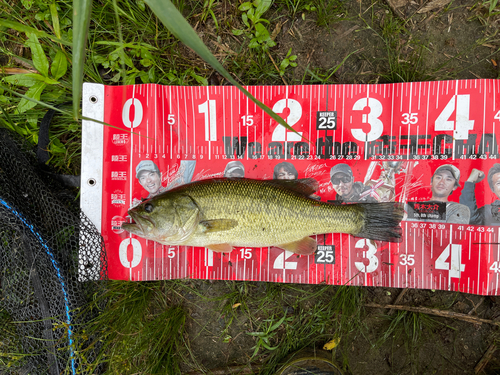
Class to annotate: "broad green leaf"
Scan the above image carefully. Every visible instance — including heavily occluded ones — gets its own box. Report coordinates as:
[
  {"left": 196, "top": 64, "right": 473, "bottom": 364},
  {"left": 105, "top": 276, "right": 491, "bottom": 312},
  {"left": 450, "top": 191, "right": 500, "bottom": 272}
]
[
  {"left": 0, "top": 19, "right": 71, "bottom": 45},
  {"left": 51, "top": 50, "right": 68, "bottom": 80},
  {"left": 17, "top": 81, "right": 46, "bottom": 113},
  {"left": 25, "top": 34, "right": 49, "bottom": 77},
  {"left": 3, "top": 73, "right": 59, "bottom": 86},
  {"left": 242, "top": 13, "right": 250, "bottom": 28},
  {"left": 3, "top": 74, "right": 41, "bottom": 86},
  {"left": 238, "top": 2, "right": 253, "bottom": 11},
  {"left": 72, "top": 0, "right": 92, "bottom": 118},
  {"left": 254, "top": 0, "right": 272, "bottom": 19},
  {"left": 21, "top": 0, "right": 33, "bottom": 10},
  {"left": 232, "top": 29, "right": 244, "bottom": 36},
  {"left": 144, "top": 0, "right": 303, "bottom": 140},
  {"left": 49, "top": 2, "right": 61, "bottom": 39}
]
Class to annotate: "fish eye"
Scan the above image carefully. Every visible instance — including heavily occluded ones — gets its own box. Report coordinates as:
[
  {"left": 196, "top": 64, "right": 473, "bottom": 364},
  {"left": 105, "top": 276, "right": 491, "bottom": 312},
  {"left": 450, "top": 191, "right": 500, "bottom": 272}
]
[{"left": 144, "top": 203, "right": 154, "bottom": 213}]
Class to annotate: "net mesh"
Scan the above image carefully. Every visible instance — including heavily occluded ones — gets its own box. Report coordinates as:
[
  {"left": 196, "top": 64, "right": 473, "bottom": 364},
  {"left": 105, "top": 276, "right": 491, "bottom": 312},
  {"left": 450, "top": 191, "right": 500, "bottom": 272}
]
[{"left": 0, "top": 128, "right": 107, "bottom": 374}]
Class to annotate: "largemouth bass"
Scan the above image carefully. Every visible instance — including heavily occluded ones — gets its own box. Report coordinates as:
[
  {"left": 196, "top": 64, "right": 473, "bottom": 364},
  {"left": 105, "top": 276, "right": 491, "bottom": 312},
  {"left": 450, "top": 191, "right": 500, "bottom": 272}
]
[{"left": 122, "top": 178, "right": 403, "bottom": 255}]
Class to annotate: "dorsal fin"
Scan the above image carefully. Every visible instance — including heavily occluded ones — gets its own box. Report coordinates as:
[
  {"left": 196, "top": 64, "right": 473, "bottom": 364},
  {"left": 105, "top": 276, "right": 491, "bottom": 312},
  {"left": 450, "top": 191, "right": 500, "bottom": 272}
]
[{"left": 268, "top": 178, "right": 319, "bottom": 196}]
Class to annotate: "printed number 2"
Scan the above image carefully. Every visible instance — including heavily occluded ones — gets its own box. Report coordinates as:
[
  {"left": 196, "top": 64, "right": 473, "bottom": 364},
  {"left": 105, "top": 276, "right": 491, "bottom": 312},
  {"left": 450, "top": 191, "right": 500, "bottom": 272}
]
[
  {"left": 273, "top": 250, "right": 297, "bottom": 270},
  {"left": 271, "top": 99, "right": 303, "bottom": 142},
  {"left": 354, "top": 239, "right": 378, "bottom": 273},
  {"left": 435, "top": 95, "right": 474, "bottom": 140},
  {"left": 435, "top": 244, "right": 465, "bottom": 278}
]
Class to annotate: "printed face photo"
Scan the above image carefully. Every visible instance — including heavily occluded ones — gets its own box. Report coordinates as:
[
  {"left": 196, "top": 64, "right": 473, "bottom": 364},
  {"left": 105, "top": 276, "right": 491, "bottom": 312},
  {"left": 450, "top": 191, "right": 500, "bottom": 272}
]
[
  {"left": 226, "top": 169, "right": 244, "bottom": 178},
  {"left": 277, "top": 167, "right": 296, "bottom": 180},
  {"left": 139, "top": 171, "right": 162, "bottom": 194},
  {"left": 331, "top": 173, "right": 353, "bottom": 197},
  {"left": 431, "top": 170, "right": 456, "bottom": 199},
  {"left": 492, "top": 172, "right": 500, "bottom": 199}
]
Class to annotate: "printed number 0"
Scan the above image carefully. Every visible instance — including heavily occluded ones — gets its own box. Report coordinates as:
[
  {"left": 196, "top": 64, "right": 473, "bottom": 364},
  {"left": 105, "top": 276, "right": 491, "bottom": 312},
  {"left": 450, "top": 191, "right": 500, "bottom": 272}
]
[
  {"left": 354, "top": 239, "right": 378, "bottom": 273},
  {"left": 122, "top": 98, "right": 143, "bottom": 129},
  {"left": 119, "top": 238, "right": 142, "bottom": 269},
  {"left": 271, "top": 99, "right": 303, "bottom": 142},
  {"left": 351, "top": 98, "right": 384, "bottom": 142}
]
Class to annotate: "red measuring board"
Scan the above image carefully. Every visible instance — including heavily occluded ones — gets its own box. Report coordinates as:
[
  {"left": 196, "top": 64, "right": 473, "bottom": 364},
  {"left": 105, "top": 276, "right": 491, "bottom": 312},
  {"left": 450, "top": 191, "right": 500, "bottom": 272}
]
[{"left": 81, "top": 80, "right": 500, "bottom": 295}]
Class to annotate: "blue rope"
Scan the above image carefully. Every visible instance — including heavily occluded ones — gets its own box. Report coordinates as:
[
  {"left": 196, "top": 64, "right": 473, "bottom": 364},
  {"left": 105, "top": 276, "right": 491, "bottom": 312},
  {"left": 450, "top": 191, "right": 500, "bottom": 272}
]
[{"left": 0, "top": 198, "right": 76, "bottom": 374}]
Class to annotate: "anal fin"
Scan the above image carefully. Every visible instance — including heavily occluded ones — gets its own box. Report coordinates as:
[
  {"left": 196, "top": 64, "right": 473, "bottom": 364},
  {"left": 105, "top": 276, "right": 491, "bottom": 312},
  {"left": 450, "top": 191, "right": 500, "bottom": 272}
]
[
  {"left": 277, "top": 237, "right": 317, "bottom": 255},
  {"left": 206, "top": 243, "right": 234, "bottom": 253}
]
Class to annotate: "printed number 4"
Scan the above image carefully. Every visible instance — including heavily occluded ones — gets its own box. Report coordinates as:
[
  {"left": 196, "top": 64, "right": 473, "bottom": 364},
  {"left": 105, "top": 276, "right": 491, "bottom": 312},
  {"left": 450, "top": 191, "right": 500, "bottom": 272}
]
[
  {"left": 354, "top": 239, "right": 378, "bottom": 273},
  {"left": 435, "top": 244, "right": 465, "bottom": 278},
  {"left": 490, "top": 261, "right": 500, "bottom": 273},
  {"left": 435, "top": 95, "right": 474, "bottom": 140}
]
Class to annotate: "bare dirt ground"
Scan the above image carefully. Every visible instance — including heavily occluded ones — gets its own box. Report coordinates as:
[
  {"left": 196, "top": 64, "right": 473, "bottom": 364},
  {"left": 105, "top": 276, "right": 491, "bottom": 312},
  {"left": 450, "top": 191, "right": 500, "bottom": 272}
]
[{"left": 178, "top": 1, "right": 500, "bottom": 374}]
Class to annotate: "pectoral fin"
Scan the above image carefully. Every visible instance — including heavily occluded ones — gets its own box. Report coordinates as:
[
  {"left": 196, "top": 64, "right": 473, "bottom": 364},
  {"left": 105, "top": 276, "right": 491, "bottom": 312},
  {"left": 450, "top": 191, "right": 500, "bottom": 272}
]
[
  {"left": 200, "top": 219, "right": 238, "bottom": 233},
  {"left": 278, "top": 237, "right": 317, "bottom": 255},
  {"left": 207, "top": 243, "right": 234, "bottom": 253}
]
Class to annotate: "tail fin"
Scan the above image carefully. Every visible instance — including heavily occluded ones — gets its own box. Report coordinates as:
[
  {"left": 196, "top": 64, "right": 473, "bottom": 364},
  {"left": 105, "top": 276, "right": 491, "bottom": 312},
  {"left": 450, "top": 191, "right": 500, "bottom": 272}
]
[{"left": 355, "top": 202, "right": 404, "bottom": 243}]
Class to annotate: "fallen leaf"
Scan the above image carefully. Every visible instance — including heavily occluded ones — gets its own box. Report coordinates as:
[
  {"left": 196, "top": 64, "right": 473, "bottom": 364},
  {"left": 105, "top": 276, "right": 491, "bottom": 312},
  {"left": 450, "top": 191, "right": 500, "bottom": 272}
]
[
  {"left": 323, "top": 337, "right": 341, "bottom": 350},
  {"left": 232, "top": 303, "right": 242, "bottom": 309}
]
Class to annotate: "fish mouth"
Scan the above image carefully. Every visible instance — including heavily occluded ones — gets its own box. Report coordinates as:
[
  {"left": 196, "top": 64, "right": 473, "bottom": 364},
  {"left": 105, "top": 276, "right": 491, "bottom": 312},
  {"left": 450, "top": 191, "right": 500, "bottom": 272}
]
[{"left": 121, "top": 211, "right": 156, "bottom": 235}]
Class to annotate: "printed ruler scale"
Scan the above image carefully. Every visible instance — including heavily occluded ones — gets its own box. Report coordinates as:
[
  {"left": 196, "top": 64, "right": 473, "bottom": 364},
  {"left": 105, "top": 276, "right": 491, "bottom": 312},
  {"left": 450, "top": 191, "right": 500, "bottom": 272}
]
[{"left": 81, "top": 80, "right": 500, "bottom": 295}]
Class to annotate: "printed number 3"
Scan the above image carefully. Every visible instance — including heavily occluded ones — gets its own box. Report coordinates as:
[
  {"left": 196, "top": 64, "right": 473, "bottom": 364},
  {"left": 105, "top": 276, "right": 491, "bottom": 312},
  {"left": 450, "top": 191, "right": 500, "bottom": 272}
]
[
  {"left": 354, "top": 239, "right": 378, "bottom": 273},
  {"left": 351, "top": 98, "right": 383, "bottom": 142}
]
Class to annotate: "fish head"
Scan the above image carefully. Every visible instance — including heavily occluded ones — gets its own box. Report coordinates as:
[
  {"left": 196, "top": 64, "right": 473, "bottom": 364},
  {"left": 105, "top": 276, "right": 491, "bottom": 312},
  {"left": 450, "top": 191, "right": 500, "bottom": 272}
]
[{"left": 121, "top": 193, "right": 200, "bottom": 245}]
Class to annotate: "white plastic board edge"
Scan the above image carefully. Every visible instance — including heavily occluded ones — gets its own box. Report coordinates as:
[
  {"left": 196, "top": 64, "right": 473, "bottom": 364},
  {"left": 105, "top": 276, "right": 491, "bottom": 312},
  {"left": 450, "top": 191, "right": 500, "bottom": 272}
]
[{"left": 80, "top": 83, "right": 104, "bottom": 281}]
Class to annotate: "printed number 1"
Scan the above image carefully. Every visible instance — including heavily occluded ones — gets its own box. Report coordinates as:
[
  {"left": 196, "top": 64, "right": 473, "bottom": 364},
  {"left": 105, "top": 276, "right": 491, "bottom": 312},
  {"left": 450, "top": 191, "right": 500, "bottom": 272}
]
[
  {"left": 435, "top": 244, "right": 465, "bottom": 278},
  {"left": 199, "top": 100, "right": 217, "bottom": 141}
]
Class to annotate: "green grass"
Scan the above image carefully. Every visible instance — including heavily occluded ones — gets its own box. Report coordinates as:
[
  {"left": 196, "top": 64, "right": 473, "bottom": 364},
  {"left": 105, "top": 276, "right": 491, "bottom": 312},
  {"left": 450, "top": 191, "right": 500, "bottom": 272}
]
[{"left": 1, "top": 0, "right": 500, "bottom": 374}]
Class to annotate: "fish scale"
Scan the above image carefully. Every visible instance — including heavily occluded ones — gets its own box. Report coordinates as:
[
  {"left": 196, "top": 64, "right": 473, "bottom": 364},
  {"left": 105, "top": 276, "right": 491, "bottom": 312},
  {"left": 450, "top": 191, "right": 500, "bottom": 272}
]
[{"left": 184, "top": 179, "right": 362, "bottom": 246}]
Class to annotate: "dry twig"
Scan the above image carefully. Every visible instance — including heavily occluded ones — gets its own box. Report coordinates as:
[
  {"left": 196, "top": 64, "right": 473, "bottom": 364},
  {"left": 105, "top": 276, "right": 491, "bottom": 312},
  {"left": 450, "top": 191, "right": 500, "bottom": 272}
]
[
  {"left": 474, "top": 343, "right": 498, "bottom": 374},
  {"left": 366, "top": 303, "right": 500, "bottom": 326}
]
